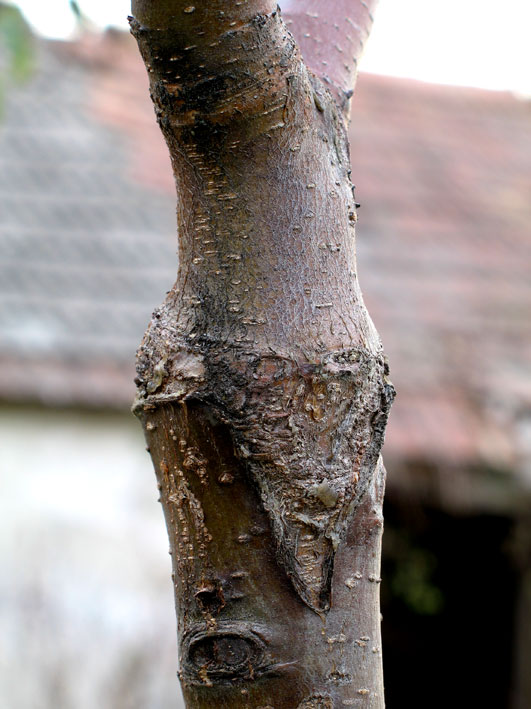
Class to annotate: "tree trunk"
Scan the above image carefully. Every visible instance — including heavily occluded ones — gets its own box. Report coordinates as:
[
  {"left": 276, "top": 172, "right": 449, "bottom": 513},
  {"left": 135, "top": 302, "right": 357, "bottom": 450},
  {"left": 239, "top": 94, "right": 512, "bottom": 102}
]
[{"left": 130, "top": 1, "right": 393, "bottom": 706}]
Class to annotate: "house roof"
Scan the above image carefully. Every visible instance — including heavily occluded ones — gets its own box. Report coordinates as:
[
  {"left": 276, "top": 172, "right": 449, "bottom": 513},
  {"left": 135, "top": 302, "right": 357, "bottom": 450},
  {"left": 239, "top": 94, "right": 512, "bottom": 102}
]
[
  {"left": 349, "top": 74, "right": 531, "bottom": 507},
  {"left": 1, "top": 33, "right": 530, "bottom": 508},
  {"left": 0, "top": 33, "right": 175, "bottom": 407}
]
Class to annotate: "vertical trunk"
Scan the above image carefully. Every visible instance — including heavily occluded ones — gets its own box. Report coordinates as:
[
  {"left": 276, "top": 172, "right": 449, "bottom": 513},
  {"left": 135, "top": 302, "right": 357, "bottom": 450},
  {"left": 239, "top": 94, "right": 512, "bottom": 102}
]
[{"left": 130, "top": 1, "right": 393, "bottom": 706}]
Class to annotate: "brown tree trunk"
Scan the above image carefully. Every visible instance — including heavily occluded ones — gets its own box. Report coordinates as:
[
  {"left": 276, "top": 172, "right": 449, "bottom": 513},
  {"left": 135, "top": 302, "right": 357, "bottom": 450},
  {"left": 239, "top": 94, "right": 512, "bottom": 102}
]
[{"left": 130, "top": 1, "right": 393, "bottom": 706}]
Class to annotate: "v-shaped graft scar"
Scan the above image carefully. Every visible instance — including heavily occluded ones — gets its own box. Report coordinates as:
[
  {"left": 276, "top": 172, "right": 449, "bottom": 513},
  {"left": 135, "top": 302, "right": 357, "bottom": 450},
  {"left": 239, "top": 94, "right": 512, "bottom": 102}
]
[{"left": 135, "top": 345, "right": 394, "bottom": 612}]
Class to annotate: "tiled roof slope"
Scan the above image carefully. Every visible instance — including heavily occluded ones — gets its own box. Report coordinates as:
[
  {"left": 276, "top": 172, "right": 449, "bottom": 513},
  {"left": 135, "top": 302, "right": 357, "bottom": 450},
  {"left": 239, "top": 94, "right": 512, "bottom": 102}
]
[
  {"left": 0, "top": 35, "right": 176, "bottom": 407},
  {"left": 1, "top": 34, "right": 530, "bottom": 504},
  {"left": 349, "top": 75, "right": 531, "bottom": 505}
]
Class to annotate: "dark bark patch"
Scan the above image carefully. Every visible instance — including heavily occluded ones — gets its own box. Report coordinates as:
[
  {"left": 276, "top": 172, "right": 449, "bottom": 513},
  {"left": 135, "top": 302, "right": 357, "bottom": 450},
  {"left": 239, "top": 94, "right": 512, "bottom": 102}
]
[
  {"left": 194, "top": 580, "right": 225, "bottom": 615},
  {"left": 297, "top": 696, "right": 333, "bottom": 709}
]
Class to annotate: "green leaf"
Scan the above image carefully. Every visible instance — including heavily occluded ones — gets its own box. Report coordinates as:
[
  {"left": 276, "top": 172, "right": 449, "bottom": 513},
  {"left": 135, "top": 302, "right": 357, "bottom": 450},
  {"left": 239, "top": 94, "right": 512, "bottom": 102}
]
[{"left": 0, "top": 4, "right": 35, "bottom": 83}]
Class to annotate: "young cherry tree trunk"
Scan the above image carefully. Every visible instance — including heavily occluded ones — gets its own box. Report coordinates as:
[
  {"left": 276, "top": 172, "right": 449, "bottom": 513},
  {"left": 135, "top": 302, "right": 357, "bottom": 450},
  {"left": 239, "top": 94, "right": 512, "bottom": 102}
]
[{"left": 130, "top": 1, "right": 394, "bottom": 706}]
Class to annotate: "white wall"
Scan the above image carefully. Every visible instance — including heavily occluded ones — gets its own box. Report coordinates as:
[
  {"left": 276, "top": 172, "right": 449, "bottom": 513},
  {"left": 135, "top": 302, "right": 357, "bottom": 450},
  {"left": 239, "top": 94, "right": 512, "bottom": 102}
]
[{"left": 0, "top": 406, "right": 185, "bottom": 708}]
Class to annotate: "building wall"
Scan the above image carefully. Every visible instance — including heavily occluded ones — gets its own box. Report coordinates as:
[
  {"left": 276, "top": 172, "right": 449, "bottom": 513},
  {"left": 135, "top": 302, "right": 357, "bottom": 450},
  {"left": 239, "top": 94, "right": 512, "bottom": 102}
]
[
  {"left": 0, "top": 406, "right": 185, "bottom": 708},
  {"left": 2, "top": 405, "right": 526, "bottom": 707}
]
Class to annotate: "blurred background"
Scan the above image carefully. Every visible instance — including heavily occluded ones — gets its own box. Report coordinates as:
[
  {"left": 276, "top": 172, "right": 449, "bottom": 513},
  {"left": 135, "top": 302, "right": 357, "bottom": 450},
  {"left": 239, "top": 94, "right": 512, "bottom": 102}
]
[{"left": 0, "top": 1, "right": 530, "bottom": 707}]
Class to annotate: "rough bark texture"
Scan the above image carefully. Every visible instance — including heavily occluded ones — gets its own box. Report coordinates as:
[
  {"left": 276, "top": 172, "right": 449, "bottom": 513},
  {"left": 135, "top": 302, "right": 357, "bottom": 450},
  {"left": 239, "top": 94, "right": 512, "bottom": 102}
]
[{"left": 130, "top": 1, "right": 393, "bottom": 706}]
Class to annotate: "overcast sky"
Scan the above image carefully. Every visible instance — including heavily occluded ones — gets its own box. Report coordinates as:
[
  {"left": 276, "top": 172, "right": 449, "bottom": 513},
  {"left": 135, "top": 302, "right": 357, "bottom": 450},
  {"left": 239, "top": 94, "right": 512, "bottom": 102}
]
[{"left": 11, "top": 0, "right": 531, "bottom": 94}]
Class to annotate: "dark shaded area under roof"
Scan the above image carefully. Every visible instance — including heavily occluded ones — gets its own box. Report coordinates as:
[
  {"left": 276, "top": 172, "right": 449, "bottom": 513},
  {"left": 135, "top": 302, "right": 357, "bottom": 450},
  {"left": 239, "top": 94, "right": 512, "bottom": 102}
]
[{"left": 0, "top": 33, "right": 530, "bottom": 509}]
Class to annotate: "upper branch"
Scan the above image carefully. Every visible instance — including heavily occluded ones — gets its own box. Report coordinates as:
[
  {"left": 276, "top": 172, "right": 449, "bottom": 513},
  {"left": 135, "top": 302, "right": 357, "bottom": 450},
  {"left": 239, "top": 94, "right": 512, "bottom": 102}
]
[
  {"left": 131, "top": 0, "right": 377, "bottom": 120},
  {"left": 283, "top": 0, "right": 378, "bottom": 115},
  {"left": 130, "top": 1, "right": 298, "bottom": 135}
]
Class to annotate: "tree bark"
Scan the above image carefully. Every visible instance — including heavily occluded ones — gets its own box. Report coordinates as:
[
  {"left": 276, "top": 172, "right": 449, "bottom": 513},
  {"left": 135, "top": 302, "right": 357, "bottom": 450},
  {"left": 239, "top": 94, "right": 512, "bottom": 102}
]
[{"left": 130, "top": 1, "right": 393, "bottom": 706}]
